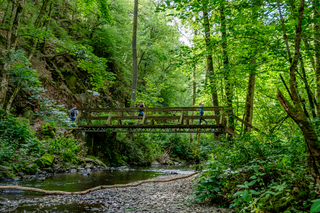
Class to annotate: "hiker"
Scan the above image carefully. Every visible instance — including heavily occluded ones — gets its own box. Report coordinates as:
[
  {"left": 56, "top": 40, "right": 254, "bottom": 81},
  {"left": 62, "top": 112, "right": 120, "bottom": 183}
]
[
  {"left": 197, "top": 102, "right": 208, "bottom": 125},
  {"left": 69, "top": 105, "right": 79, "bottom": 124},
  {"left": 137, "top": 100, "right": 146, "bottom": 124}
]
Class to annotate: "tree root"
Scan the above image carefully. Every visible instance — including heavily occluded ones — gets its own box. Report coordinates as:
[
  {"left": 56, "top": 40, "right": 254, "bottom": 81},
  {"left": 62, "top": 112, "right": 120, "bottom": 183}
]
[{"left": 0, "top": 171, "right": 200, "bottom": 195}]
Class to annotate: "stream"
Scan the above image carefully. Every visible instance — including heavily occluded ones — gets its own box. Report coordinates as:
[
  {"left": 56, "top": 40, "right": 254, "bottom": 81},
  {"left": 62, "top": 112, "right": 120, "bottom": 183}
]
[{"left": 0, "top": 165, "right": 196, "bottom": 212}]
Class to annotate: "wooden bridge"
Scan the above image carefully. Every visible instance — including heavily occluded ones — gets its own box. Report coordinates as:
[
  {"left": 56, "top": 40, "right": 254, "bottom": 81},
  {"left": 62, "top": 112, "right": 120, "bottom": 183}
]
[{"left": 75, "top": 107, "right": 231, "bottom": 134}]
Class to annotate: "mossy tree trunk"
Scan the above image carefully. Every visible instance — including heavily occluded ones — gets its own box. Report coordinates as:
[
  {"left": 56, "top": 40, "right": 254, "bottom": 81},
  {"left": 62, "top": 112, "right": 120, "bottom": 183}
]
[
  {"left": 0, "top": 0, "right": 25, "bottom": 111},
  {"left": 277, "top": 0, "right": 320, "bottom": 185},
  {"left": 202, "top": 2, "right": 219, "bottom": 109}
]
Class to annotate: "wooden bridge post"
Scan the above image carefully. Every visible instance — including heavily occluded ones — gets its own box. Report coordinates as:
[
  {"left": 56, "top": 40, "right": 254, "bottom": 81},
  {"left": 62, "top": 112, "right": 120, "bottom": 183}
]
[
  {"left": 179, "top": 108, "right": 184, "bottom": 125},
  {"left": 106, "top": 112, "right": 112, "bottom": 125},
  {"left": 186, "top": 110, "right": 189, "bottom": 125},
  {"left": 75, "top": 110, "right": 82, "bottom": 125},
  {"left": 118, "top": 111, "right": 122, "bottom": 125},
  {"left": 150, "top": 111, "right": 154, "bottom": 125},
  {"left": 142, "top": 108, "right": 147, "bottom": 125}
]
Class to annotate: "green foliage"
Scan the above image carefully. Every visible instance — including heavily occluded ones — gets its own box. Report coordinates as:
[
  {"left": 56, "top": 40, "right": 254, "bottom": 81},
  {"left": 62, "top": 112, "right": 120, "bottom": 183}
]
[
  {"left": 195, "top": 134, "right": 314, "bottom": 212},
  {"left": 1, "top": 49, "right": 42, "bottom": 88},
  {"left": 311, "top": 199, "right": 320, "bottom": 213},
  {"left": 0, "top": 111, "right": 43, "bottom": 165},
  {"left": 46, "top": 136, "right": 82, "bottom": 163},
  {"left": 40, "top": 122, "right": 56, "bottom": 139}
]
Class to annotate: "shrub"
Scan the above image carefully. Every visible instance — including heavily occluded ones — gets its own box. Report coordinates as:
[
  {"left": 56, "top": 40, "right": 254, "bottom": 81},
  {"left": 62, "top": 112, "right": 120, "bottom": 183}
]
[{"left": 195, "top": 134, "right": 314, "bottom": 212}]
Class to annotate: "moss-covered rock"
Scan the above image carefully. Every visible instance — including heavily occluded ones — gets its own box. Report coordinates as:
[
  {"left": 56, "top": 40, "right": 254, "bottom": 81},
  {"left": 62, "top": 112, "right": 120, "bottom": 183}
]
[
  {"left": 40, "top": 123, "right": 56, "bottom": 139},
  {"left": 21, "top": 163, "right": 38, "bottom": 175},
  {"left": 94, "top": 158, "right": 107, "bottom": 168},
  {"left": 0, "top": 165, "right": 12, "bottom": 171},
  {"left": 35, "top": 154, "right": 55, "bottom": 168},
  {"left": 86, "top": 155, "right": 96, "bottom": 160},
  {"left": 42, "top": 167, "right": 54, "bottom": 173},
  {"left": 85, "top": 155, "right": 107, "bottom": 167},
  {"left": 76, "top": 157, "right": 86, "bottom": 165}
]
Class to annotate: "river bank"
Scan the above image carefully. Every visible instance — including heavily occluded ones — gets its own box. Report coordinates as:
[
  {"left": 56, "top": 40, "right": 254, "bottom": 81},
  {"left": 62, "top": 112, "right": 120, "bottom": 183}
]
[{"left": 0, "top": 174, "right": 230, "bottom": 212}]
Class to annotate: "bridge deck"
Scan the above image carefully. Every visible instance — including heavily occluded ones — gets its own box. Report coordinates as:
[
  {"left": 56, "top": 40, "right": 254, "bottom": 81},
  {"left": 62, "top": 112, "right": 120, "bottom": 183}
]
[
  {"left": 76, "top": 124, "right": 226, "bottom": 133},
  {"left": 75, "top": 107, "right": 227, "bottom": 133}
]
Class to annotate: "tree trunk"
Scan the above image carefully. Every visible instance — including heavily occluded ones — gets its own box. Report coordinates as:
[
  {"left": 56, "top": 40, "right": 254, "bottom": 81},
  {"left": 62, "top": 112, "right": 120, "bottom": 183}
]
[
  {"left": 244, "top": 72, "right": 256, "bottom": 133},
  {"left": 243, "top": 1, "right": 261, "bottom": 133},
  {"left": 1, "top": 0, "right": 11, "bottom": 26},
  {"left": 202, "top": 4, "right": 219, "bottom": 109},
  {"left": 131, "top": 0, "right": 138, "bottom": 108},
  {"left": 277, "top": 0, "right": 320, "bottom": 186},
  {"left": 42, "top": 1, "right": 53, "bottom": 54},
  {"left": 190, "top": 31, "right": 197, "bottom": 145},
  {"left": 28, "top": 0, "right": 51, "bottom": 60},
  {"left": 313, "top": 0, "right": 320, "bottom": 116},
  {"left": 0, "top": 0, "right": 24, "bottom": 110},
  {"left": 5, "top": 83, "right": 22, "bottom": 113},
  {"left": 220, "top": 3, "right": 234, "bottom": 130},
  {"left": 300, "top": 55, "right": 316, "bottom": 118}
]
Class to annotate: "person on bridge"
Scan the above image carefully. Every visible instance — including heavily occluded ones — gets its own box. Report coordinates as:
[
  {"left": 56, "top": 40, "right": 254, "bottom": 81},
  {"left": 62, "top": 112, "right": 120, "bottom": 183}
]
[
  {"left": 69, "top": 105, "right": 79, "bottom": 126},
  {"left": 137, "top": 100, "right": 146, "bottom": 124},
  {"left": 198, "top": 102, "right": 208, "bottom": 125}
]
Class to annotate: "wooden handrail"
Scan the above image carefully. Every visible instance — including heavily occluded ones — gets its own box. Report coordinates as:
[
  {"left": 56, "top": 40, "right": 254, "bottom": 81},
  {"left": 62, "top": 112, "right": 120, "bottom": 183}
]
[
  {"left": 78, "top": 107, "right": 226, "bottom": 126},
  {"left": 80, "top": 106, "right": 224, "bottom": 112}
]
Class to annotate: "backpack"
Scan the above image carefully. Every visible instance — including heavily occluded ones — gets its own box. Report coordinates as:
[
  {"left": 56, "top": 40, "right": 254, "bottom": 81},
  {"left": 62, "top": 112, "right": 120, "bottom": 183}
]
[{"left": 70, "top": 108, "right": 75, "bottom": 117}]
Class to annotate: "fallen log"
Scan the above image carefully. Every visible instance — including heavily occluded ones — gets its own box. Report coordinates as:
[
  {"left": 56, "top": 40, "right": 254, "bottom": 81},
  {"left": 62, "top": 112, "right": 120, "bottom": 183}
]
[{"left": 0, "top": 171, "right": 200, "bottom": 195}]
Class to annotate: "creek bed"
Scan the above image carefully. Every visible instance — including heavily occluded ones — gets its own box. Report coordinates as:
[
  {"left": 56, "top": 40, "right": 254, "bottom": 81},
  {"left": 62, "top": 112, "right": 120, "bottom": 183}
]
[{"left": 0, "top": 165, "right": 201, "bottom": 212}]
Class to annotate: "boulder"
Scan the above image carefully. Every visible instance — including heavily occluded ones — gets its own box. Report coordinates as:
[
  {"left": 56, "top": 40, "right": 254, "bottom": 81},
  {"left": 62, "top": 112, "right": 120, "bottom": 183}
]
[
  {"left": 65, "top": 162, "right": 76, "bottom": 169},
  {"left": 0, "top": 165, "right": 12, "bottom": 171},
  {"left": 34, "top": 154, "right": 55, "bottom": 168},
  {"left": 94, "top": 159, "right": 107, "bottom": 168},
  {"left": 84, "top": 158, "right": 95, "bottom": 163},
  {"left": 42, "top": 167, "right": 54, "bottom": 173},
  {"left": 77, "top": 168, "right": 86, "bottom": 173},
  {"left": 151, "top": 160, "right": 161, "bottom": 166},
  {"left": 85, "top": 155, "right": 108, "bottom": 168},
  {"left": 85, "top": 163, "right": 93, "bottom": 169},
  {"left": 21, "top": 163, "right": 38, "bottom": 175},
  {"left": 70, "top": 169, "right": 77, "bottom": 173}
]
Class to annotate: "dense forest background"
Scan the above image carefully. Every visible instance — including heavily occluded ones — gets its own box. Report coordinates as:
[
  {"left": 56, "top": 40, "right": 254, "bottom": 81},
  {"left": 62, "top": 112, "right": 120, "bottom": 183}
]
[{"left": 1, "top": 0, "right": 320, "bottom": 212}]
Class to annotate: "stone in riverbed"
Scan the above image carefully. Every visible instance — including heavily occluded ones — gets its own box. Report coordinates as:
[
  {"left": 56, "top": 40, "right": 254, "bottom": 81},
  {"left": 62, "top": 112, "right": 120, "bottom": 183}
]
[
  {"left": 84, "top": 158, "right": 95, "bottom": 163},
  {"left": 34, "top": 154, "right": 55, "bottom": 168},
  {"left": 38, "top": 177, "right": 46, "bottom": 181},
  {"left": 1, "top": 188, "right": 24, "bottom": 194},
  {"left": 82, "top": 172, "right": 90, "bottom": 176},
  {"left": 85, "top": 163, "right": 94, "bottom": 169},
  {"left": 21, "top": 163, "right": 38, "bottom": 175},
  {"left": 70, "top": 169, "right": 77, "bottom": 173},
  {"left": 77, "top": 168, "right": 86, "bottom": 173},
  {"left": 42, "top": 167, "right": 53, "bottom": 173}
]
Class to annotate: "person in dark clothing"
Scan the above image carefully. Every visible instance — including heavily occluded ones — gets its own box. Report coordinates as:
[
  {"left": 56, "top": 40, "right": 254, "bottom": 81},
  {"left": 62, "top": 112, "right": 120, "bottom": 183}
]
[
  {"left": 197, "top": 102, "right": 208, "bottom": 125},
  {"left": 69, "top": 105, "right": 79, "bottom": 126},
  {"left": 137, "top": 100, "right": 146, "bottom": 124}
]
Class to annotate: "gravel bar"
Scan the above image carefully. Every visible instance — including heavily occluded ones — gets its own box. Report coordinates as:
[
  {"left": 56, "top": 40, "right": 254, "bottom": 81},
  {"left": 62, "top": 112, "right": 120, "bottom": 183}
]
[{"left": 0, "top": 174, "right": 231, "bottom": 212}]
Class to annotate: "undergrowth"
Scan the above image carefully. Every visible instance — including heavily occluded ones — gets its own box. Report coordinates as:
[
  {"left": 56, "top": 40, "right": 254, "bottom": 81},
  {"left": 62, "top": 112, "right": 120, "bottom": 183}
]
[{"left": 194, "top": 134, "right": 318, "bottom": 212}]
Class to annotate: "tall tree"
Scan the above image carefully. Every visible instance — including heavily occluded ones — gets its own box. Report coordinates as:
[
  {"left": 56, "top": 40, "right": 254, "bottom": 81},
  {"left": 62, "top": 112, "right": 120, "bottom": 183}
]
[
  {"left": 220, "top": 1, "right": 234, "bottom": 130},
  {"left": 277, "top": 0, "right": 320, "bottom": 186},
  {"left": 313, "top": 0, "right": 320, "bottom": 116},
  {"left": 131, "top": 0, "right": 138, "bottom": 107},
  {"left": 202, "top": 1, "right": 219, "bottom": 109},
  {"left": 0, "top": 0, "right": 25, "bottom": 111}
]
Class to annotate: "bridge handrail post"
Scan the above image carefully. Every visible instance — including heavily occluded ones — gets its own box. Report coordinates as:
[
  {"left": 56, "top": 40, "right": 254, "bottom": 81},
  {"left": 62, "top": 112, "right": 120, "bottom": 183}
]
[
  {"left": 142, "top": 108, "right": 147, "bottom": 125},
  {"left": 179, "top": 108, "right": 184, "bottom": 125},
  {"left": 106, "top": 112, "right": 113, "bottom": 125},
  {"left": 75, "top": 110, "right": 82, "bottom": 125}
]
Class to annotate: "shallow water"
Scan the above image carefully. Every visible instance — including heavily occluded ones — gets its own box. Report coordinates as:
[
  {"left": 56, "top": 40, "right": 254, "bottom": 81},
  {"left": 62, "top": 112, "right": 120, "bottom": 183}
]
[{"left": 0, "top": 165, "right": 195, "bottom": 198}]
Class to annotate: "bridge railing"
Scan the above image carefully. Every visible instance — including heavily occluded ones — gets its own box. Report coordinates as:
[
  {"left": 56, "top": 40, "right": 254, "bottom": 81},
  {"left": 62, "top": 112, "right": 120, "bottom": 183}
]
[{"left": 76, "top": 107, "right": 226, "bottom": 126}]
